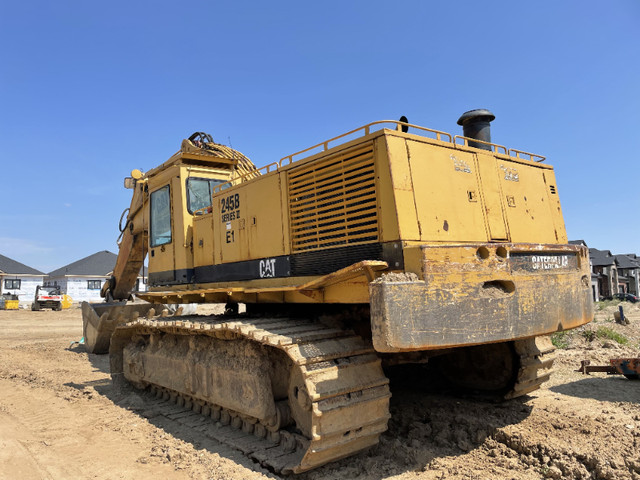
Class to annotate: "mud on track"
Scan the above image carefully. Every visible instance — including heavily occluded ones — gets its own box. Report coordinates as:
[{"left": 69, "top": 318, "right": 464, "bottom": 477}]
[{"left": 0, "top": 305, "right": 639, "bottom": 480}]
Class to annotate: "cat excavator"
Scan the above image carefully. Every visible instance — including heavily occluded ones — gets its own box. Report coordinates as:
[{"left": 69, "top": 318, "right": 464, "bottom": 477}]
[{"left": 82, "top": 112, "right": 593, "bottom": 473}]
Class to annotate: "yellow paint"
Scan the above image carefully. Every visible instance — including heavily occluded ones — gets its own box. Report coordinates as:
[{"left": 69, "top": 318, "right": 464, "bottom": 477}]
[
  {"left": 214, "top": 172, "right": 286, "bottom": 263},
  {"left": 128, "top": 122, "right": 591, "bottom": 346},
  {"left": 379, "top": 135, "right": 418, "bottom": 241},
  {"left": 495, "top": 156, "right": 563, "bottom": 243},
  {"left": 404, "top": 140, "right": 489, "bottom": 242}
]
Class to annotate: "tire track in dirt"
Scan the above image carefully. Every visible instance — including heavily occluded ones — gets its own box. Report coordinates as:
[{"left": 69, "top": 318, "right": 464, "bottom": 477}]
[
  {"left": 2, "top": 307, "right": 640, "bottom": 480},
  {"left": 489, "top": 389, "right": 640, "bottom": 480},
  {"left": 0, "top": 379, "right": 195, "bottom": 480}
]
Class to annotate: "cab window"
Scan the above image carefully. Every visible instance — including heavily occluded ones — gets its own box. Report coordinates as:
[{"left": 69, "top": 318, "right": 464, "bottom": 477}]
[
  {"left": 186, "top": 177, "right": 229, "bottom": 213},
  {"left": 150, "top": 185, "right": 172, "bottom": 247}
]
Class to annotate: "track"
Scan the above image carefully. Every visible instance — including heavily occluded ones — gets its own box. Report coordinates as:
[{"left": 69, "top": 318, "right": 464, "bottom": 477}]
[
  {"left": 108, "top": 313, "right": 554, "bottom": 473},
  {"left": 110, "top": 315, "right": 391, "bottom": 474},
  {"left": 506, "top": 335, "right": 557, "bottom": 399}
]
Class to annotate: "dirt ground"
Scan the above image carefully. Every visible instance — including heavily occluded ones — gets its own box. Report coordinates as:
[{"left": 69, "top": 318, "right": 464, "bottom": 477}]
[{"left": 0, "top": 303, "right": 639, "bottom": 480}]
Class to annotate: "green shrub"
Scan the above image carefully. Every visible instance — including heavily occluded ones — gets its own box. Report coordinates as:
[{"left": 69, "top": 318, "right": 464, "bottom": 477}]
[
  {"left": 595, "top": 326, "right": 628, "bottom": 345},
  {"left": 596, "top": 299, "right": 622, "bottom": 310},
  {"left": 551, "top": 331, "right": 571, "bottom": 349}
]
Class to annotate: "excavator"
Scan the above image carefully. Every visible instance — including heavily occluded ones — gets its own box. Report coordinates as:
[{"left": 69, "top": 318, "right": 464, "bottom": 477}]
[{"left": 82, "top": 111, "right": 593, "bottom": 473}]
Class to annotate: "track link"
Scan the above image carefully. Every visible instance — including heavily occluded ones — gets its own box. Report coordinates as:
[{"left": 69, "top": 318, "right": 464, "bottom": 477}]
[
  {"left": 110, "top": 315, "right": 391, "bottom": 473},
  {"left": 505, "top": 335, "right": 556, "bottom": 399}
]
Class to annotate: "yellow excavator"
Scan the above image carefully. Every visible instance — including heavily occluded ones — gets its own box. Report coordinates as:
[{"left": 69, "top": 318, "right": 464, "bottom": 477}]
[{"left": 82, "top": 111, "right": 593, "bottom": 473}]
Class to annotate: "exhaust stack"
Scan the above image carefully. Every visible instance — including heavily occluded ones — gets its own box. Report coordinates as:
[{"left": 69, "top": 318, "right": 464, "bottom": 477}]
[{"left": 457, "top": 109, "right": 495, "bottom": 151}]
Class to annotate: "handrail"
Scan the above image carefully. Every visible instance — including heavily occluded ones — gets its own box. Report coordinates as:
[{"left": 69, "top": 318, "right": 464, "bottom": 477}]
[
  {"left": 208, "top": 120, "right": 546, "bottom": 194},
  {"left": 453, "top": 135, "right": 508, "bottom": 155},
  {"left": 193, "top": 205, "right": 212, "bottom": 216},
  {"left": 508, "top": 148, "right": 546, "bottom": 162},
  {"left": 213, "top": 162, "right": 279, "bottom": 193},
  {"left": 278, "top": 120, "right": 453, "bottom": 167}
]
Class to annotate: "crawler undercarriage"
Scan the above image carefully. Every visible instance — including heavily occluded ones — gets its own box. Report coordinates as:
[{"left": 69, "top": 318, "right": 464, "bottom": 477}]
[{"left": 110, "top": 311, "right": 556, "bottom": 473}]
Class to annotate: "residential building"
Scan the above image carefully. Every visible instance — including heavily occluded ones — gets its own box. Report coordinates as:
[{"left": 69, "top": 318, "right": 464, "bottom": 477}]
[
  {"left": 0, "top": 254, "right": 46, "bottom": 306},
  {"left": 614, "top": 254, "right": 640, "bottom": 296},
  {"left": 46, "top": 250, "right": 147, "bottom": 303},
  {"left": 589, "top": 248, "right": 618, "bottom": 300}
]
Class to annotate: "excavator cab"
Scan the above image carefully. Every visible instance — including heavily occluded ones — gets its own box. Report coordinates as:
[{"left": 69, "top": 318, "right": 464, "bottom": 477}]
[
  {"left": 83, "top": 132, "right": 249, "bottom": 353},
  {"left": 146, "top": 165, "right": 232, "bottom": 286}
]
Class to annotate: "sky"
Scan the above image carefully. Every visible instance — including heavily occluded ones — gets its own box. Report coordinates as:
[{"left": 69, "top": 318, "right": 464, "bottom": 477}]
[{"left": 1, "top": 1, "right": 639, "bottom": 272}]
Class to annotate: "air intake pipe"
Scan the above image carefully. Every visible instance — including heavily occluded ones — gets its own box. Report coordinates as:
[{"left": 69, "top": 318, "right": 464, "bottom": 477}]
[{"left": 457, "top": 109, "right": 495, "bottom": 151}]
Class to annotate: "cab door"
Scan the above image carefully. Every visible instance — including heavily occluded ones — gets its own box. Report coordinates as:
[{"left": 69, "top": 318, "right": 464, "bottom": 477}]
[{"left": 148, "top": 183, "right": 176, "bottom": 284}]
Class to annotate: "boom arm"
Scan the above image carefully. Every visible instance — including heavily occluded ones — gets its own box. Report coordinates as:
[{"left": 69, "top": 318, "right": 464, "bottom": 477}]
[{"left": 101, "top": 177, "right": 149, "bottom": 301}]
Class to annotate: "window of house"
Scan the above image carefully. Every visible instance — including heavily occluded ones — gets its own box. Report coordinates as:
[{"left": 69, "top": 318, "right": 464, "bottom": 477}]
[
  {"left": 150, "top": 185, "right": 172, "bottom": 247},
  {"left": 186, "top": 177, "right": 229, "bottom": 214},
  {"left": 87, "top": 280, "right": 102, "bottom": 290},
  {"left": 4, "top": 279, "right": 21, "bottom": 290}
]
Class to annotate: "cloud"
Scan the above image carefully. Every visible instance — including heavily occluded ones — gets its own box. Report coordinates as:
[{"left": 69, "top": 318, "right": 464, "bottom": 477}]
[{"left": 0, "top": 237, "right": 54, "bottom": 259}]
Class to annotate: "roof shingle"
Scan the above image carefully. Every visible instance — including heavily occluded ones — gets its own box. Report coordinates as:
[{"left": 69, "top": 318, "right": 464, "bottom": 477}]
[
  {"left": 589, "top": 248, "right": 616, "bottom": 267},
  {"left": 0, "top": 254, "right": 45, "bottom": 275},
  {"left": 47, "top": 251, "right": 117, "bottom": 276}
]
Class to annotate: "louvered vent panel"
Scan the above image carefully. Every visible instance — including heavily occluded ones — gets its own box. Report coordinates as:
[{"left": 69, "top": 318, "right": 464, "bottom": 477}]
[{"left": 288, "top": 145, "right": 379, "bottom": 253}]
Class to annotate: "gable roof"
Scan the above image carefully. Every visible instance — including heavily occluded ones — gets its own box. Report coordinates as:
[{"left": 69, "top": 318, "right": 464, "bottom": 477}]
[
  {"left": 569, "top": 239, "right": 587, "bottom": 247},
  {"left": 0, "top": 253, "right": 45, "bottom": 275},
  {"left": 47, "top": 250, "right": 117, "bottom": 276},
  {"left": 615, "top": 254, "right": 640, "bottom": 269},
  {"left": 589, "top": 248, "right": 616, "bottom": 267}
]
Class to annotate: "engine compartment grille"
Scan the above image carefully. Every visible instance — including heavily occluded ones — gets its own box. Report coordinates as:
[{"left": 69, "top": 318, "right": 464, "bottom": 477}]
[{"left": 288, "top": 144, "right": 379, "bottom": 253}]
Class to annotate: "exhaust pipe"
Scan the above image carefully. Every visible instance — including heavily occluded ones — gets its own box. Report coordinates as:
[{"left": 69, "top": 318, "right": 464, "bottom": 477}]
[{"left": 457, "top": 109, "right": 495, "bottom": 151}]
